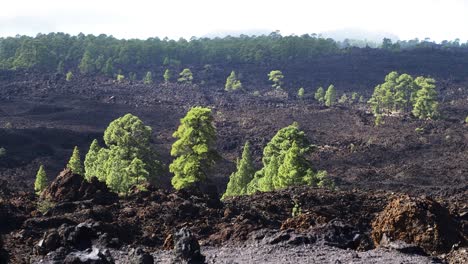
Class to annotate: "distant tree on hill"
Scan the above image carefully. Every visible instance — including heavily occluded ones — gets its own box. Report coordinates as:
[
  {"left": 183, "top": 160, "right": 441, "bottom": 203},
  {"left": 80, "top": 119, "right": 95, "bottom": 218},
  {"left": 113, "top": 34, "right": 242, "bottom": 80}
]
[
  {"left": 178, "top": 68, "right": 193, "bottom": 84},
  {"left": 56, "top": 60, "right": 64, "bottom": 74},
  {"left": 325, "top": 85, "right": 336, "bottom": 107},
  {"left": 351, "top": 92, "right": 359, "bottom": 103},
  {"left": 163, "top": 69, "right": 172, "bottom": 83},
  {"left": 170, "top": 107, "right": 217, "bottom": 190},
  {"left": 268, "top": 70, "right": 284, "bottom": 89},
  {"left": 66, "top": 71, "right": 73, "bottom": 82},
  {"left": 34, "top": 165, "right": 47, "bottom": 195},
  {"left": 314, "top": 87, "right": 325, "bottom": 103},
  {"left": 94, "top": 55, "right": 105, "bottom": 71},
  {"left": 143, "top": 72, "right": 153, "bottom": 84},
  {"left": 225, "top": 71, "right": 242, "bottom": 91},
  {"left": 67, "top": 146, "right": 84, "bottom": 175},
  {"left": 222, "top": 141, "right": 255, "bottom": 199},
  {"left": 78, "top": 50, "right": 95, "bottom": 74},
  {"left": 338, "top": 93, "right": 348, "bottom": 104},
  {"left": 413, "top": 77, "right": 438, "bottom": 119},
  {"left": 116, "top": 74, "right": 125, "bottom": 83},
  {"left": 102, "top": 58, "right": 114, "bottom": 76},
  {"left": 297, "top": 87, "right": 305, "bottom": 98},
  {"left": 368, "top": 71, "right": 439, "bottom": 119}
]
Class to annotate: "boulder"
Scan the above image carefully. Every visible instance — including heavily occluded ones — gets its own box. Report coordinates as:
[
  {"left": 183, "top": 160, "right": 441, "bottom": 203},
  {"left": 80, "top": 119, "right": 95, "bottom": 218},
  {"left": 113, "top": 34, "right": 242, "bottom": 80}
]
[
  {"left": 127, "top": 247, "right": 154, "bottom": 264},
  {"left": 372, "top": 195, "right": 464, "bottom": 254},
  {"left": 41, "top": 168, "right": 117, "bottom": 204},
  {"left": 173, "top": 227, "right": 205, "bottom": 264}
]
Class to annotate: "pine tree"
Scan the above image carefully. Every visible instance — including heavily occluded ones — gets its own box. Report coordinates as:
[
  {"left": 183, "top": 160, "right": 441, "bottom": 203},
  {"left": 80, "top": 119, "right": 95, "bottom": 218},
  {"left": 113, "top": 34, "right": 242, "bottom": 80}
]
[
  {"left": 412, "top": 77, "right": 438, "bottom": 119},
  {"left": 102, "top": 58, "right": 114, "bottom": 76},
  {"left": 268, "top": 70, "right": 284, "bottom": 89},
  {"left": 143, "top": 71, "right": 153, "bottom": 84},
  {"left": 84, "top": 114, "right": 161, "bottom": 193},
  {"left": 225, "top": 71, "right": 242, "bottom": 91},
  {"left": 275, "top": 142, "right": 314, "bottom": 189},
  {"left": 325, "top": 85, "right": 336, "bottom": 107},
  {"left": 169, "top": 107, "right": 217, "bottom": 190},
  {"left": 163, "top": 69, "right": 171, "bottom": 83},
  {"left": 338, "top": 93, "right": 348, "bottom": 104},
  {"left": 248, "top": 123, "right": 313, "bottom": 194},
  {"left": 297, "top": 87, "right": 305, "bottom": 98},
  {"left": 67, "top": 146, "right": 84, "bottom": 175},
  {"left": 56, "top": 60, "right": 64, "bottom": 74},
  {"left": 126, "top": 157, "right": 149, "bottom": 187},
  {"left": 84, "top": 139, "right": 101, "bottom": 181},
  {"left": 222, "top": 141, "right": 255, "bottom": 199},
  {"left": 34, "top": 165, "right": 47, "bottom": 195},
  {"left": 66, "top": 71, "right": 73, "bottom": 82},
  {"left": 78, "top": 50, "right": 95, "bottom": 74},
  {"left": 178, "top": 68, "right": 193, "bottom": 84},
  {"left": 314, "top": 87, "right": 325, "bottom": 103}
]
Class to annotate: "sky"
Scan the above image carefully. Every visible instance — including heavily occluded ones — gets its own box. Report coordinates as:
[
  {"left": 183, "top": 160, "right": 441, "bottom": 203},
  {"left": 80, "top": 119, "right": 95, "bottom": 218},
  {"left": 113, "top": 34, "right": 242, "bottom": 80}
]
[{"left": 1, "top": 0, "right": 468, "bottom": 42}]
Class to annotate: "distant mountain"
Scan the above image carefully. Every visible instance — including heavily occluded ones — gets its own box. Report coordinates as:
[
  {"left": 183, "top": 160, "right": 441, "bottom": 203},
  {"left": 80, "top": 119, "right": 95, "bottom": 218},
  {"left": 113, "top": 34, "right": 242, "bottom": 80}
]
[
  {"left": 202, "top": 29, "right": 273, "bottom": 38},
  {"left": 321, "top": 28, "right": 399, "bottom": 43}
]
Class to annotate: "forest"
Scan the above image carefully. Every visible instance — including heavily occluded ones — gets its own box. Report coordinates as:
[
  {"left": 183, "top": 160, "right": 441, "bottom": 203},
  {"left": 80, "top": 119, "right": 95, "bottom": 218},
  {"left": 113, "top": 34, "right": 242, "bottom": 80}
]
[{"left": 1, "top": 32, "right": 467, "bottom": 77}]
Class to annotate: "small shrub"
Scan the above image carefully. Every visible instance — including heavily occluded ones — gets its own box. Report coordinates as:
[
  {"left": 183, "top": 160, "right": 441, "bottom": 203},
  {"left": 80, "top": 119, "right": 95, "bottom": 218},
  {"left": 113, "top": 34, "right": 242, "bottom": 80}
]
[
  {"left": 465, "top": 116, "right": 468, "bottom": 123},
  {"left": 116, "top": 74, "right": 125, "bottom": 83},
  {"left": 37, "top": 199, "right": 55, "bottom": 214},
  {"left": 66, "top": 71, "right": 73, "bottom": 81},
  {"left": 253, "top": 91, "right": 260, "bottom": 97},
  {"left": 415, "top": 127, "right": 424, "bottom": 134},
  {"left": 292, "top": 202, "right": 302, "bottom": 217}
]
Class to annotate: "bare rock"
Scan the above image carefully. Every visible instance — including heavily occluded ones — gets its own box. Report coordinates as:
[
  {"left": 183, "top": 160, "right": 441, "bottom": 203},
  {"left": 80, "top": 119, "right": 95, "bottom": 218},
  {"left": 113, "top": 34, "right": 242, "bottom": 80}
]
[
  {"left": 173, "top": 227, "right": 205, "bottom": 264},
  {"left": 372, "top": 195, "right": 464, "bottom": 254}
]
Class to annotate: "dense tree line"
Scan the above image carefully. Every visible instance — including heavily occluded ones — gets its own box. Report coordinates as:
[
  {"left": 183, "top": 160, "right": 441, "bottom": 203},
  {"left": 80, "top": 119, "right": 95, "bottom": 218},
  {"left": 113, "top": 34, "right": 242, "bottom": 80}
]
[{"left": 2, "top": 32, "right": 467, "bottom": 77}]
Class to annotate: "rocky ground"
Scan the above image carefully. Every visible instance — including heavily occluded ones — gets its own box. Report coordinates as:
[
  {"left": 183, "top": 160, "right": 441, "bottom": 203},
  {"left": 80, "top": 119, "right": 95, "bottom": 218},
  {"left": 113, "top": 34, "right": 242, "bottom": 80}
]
[
  {"left": 0, "top": 72, "right": 467, "bottom": 263},
  {"left": 0, "top": 169, "right": 466, "bottom": 263}
]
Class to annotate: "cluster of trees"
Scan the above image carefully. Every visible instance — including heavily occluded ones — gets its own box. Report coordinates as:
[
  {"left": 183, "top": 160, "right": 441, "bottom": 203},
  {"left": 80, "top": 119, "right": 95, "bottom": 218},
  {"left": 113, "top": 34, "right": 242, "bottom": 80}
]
[
  {"left": 34, "top": 109, "right": 332, "bottom": 197},
  {"left": 0, "top": 32, "right": 339, "bottom": 74},
  {"left": 368, "top": 71, "right": 439, "bottom": 120},
  {"left": 223, "top": 123, "right": 333, "bottom": 199}
]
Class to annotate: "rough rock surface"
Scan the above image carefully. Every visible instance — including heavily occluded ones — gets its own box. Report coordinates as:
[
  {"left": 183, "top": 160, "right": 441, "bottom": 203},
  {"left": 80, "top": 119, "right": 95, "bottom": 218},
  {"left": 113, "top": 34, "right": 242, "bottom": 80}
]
[
  {"left": 40, "top": 168, "right": 118, "bottom": 204},
  {"left": 371, "top": 195, "right": 465, "bottom": 254},
  {"left": 173, "top": 227, "right": 206, "bottom": 264}
]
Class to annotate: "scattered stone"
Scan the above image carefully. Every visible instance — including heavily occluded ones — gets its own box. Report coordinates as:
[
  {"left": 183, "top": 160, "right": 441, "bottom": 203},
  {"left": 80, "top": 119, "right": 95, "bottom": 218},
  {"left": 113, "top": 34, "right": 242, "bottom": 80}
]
[
  {"left": 173, "top": 227, "right": 205, "bottom": 264},
  {"left": 127, "top": 247, "right": 154, "bottom": 264}
]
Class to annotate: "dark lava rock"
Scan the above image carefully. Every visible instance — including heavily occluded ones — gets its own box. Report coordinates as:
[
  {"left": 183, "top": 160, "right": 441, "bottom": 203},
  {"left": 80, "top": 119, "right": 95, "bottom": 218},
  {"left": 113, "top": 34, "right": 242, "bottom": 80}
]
[
  {"left": 35, "top": 230, "right": 61, "bottom": 255},
  {"left": 127, "top": 247, "right": 154, "bottom": 264},
  {"left": 372, "top": 195, "right": 465, "bottom": 254},
  {"left": 41, "top": 168, "right": 117, "bottom": 204},
  {"left": 173, "top": 227, "right": 205, "bottom": 264}
]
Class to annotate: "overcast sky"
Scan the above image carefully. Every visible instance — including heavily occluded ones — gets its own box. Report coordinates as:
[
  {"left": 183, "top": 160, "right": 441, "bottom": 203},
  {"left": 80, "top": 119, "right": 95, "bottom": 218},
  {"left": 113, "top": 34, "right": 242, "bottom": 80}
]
[{"left": 1, "top": 0, "right": 467, "bottom": 42}]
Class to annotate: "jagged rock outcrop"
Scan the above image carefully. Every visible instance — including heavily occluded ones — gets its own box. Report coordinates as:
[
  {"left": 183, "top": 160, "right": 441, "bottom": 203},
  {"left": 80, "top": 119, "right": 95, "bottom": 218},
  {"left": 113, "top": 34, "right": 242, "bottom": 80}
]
[
  {"left": 173, "top": 227, "right": 205, "bottom": 264},
  {"left": 41, "top": 168, "right": 117, "bottom": 204}
]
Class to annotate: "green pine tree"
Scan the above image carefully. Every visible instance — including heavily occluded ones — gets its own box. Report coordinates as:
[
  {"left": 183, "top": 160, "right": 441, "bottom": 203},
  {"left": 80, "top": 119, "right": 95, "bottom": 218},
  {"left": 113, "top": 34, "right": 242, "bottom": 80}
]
[
  {"left": 297, "top": 87, "right": 305, "bottom": 98},
  {"left": 78, "top": 50, "right": 95, "bottom": 74},
  {"left": 143, "top": 71, "right": 153, "bottom": 84},
  {"left": 67, "top": 146, "right": 84, "bottom": 175},
  {"left": 66, "top": 71, "right": 73, "bottom": 82},
  {"left": 102, "top": 58, "right": 114, "bottom": 76},
  {"left": 268, "top": 70, "right": 284, "bottom": 89},
  {"left": 225, "top": 71, "right": 242, "bottom": 91},
  {"left": 169, "top": 107, "right": 217, "bottom": 190},
  {"left": 178, "top": 68, "right": 193, "bottom": 84},
  {"left": 314, "top": 87, "right": 325, "bottom": 103},
  {"left": 34, "top": 165, "right": 47, "bottom": 195},
  {"left": 275, "top": 142, "right": 314, "bottom": 189},
  {"left": 163, "top": 69, "right": 172, "bottom": 83},
  {"left": 222, "top": 141, "right": 255, "bottom": 199},
  {"left": 413, "top": 77, "right": 438, "bottom": 119},
  {"left": 325, "top": 85, "right": 336, "bottom": 107},
  {"left": 84, "top": 139, "right": 101, "bottom": 181}
]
